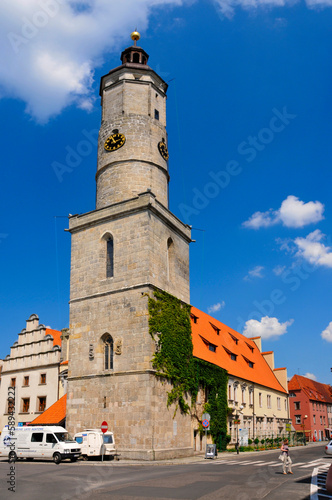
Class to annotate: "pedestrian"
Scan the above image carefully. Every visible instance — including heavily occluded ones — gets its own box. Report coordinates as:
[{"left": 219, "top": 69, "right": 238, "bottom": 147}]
[{"left": 280, "top": 439, "right": 293, "bottom": 475}]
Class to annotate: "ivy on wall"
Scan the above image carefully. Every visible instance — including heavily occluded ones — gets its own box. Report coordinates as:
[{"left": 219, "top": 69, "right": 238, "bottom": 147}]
[{"left": 148, "top": 289, "right": 229, "bottom": 449}]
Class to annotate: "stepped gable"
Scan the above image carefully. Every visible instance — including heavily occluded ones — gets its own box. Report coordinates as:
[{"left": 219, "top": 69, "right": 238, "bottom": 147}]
[{"left": 191, "top": 306, "right": 287, "bottom": 393}]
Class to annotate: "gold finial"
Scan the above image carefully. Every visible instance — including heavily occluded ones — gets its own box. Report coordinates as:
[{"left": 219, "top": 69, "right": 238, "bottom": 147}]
[{"left": 131, "top": 31, "right": 140, "bottom": 46}]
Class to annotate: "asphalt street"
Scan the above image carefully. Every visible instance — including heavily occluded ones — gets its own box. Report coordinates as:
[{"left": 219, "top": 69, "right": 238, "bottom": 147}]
[{"left": 0, "top": 443, "right": 330, "bottom": 500}]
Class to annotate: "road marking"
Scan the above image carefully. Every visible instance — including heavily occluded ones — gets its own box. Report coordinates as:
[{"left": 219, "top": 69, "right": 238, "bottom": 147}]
[{"left": 310, "top": 464, "right": 332, "bottom": 500}]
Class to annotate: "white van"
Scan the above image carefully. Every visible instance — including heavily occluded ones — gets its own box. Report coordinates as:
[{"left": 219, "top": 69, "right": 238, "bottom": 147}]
[
  {"left": 0, "top": 426, "right": 81, "bottom": 464},
  {"left": 74, "top": 429, "right": 116, "bottom": 459}
]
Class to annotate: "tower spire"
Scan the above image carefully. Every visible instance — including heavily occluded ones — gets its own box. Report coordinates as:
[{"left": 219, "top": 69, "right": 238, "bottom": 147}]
[{"left": 131, "top": 30, "right": 140, "bottom": 47}]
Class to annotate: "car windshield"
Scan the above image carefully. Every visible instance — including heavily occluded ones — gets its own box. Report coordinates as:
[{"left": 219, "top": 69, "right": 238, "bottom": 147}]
[
  {"left": 103, "top": 435, "right": 113, "bottom": 444},
  {"left": 54, "top": 432, "right": 74, "bottom": 442}
]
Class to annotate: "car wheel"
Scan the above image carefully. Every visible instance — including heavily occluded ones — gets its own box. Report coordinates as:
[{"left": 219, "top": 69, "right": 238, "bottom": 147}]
[
  {"left": 8, "top": 451, "right": 17, "bottom": 462},
  {"left": 53, "top": 452, "right": 62, "bottom": 464}
]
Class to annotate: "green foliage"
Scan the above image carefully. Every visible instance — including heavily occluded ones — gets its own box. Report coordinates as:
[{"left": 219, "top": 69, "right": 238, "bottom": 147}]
[
  {"left": 248, "top": 439, "right": 253, "bottom": 445},
  {"left": 148, "top": 290, "right": 229, "bottom": 449},
  {"left": 148, "top": 289, "right": 194, "bottom": 413},
  {"left": 254, "top": 438, "right": 259, "bottom": 445}
]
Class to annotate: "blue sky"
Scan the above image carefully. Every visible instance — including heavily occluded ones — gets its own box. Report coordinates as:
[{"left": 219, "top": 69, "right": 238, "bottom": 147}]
[{"left": 0, "top": 0, "right": 331, "bottom": 384}]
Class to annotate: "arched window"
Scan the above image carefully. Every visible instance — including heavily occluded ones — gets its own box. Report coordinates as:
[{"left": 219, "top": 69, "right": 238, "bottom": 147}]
[
  {"left": 166, "top": 237, "right": 174, "bottom": 281},
  {"left": 104, "top": 335, "right": 113, "bottom": 370},
  {"left": 133, "top": 53, "right": 140, "bottom": 63},
  {"left": 106, "top": 235, "right": 114, "bottom": 278}
]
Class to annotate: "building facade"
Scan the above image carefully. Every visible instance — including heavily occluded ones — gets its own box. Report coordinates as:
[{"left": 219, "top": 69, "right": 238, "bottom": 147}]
[
  {"left": 0, "top": 314, "right": 62, "bottom": 430},
  {"left": 66, "top": 33, "right": 193, "bottom": 460},
  {"left": 191, "top": 307, "right": 290, "bottom": 446},
  {"left": 288, "top": 375, "right": 332, "bottom": 441}
]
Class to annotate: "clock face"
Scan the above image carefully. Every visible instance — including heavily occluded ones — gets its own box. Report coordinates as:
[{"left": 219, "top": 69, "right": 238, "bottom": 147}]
[
  {"left": 104, "top": 133, "right": 126, "bottom": 152},
  {"left": 158, "top": 140, "right": 169, "bottom": 161}
]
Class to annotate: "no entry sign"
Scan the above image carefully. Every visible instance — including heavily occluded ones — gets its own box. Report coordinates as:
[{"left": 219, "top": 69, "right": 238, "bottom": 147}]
[{"left": 101, "top": 421, "right": 108, "bottom": 433}]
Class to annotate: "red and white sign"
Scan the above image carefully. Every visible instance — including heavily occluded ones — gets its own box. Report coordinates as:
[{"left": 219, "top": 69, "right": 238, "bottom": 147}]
[
  {"left": 101, "top": 421, "right": 108, "bottom": 434},
  {"left": 202, "top": 419, "right": 209, "bottom": 428}
]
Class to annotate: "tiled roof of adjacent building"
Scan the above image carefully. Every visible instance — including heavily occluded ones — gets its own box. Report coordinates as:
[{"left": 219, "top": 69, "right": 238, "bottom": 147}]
[
  {"left": 46, "top": 328, "right": 62, "bottom": 347},
  {"left": 288, "top": 375, "right": 332, "bottom": 403},
  {"left": 30, "top": 394, "right": 66, "bottom": 425},
  {"left": 191, "top": 306, "right": 287, "bottom": 394}
]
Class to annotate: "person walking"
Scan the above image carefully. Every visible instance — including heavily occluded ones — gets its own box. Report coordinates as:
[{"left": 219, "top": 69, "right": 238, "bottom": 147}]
[{"left": 280, "top": 439, "right": 293, "bottom": 475}]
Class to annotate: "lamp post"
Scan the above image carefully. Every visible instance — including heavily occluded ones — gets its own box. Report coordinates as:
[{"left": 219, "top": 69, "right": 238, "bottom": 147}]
[
  {"left": 234, "top": 414, "right": 240, "bottom": 454},
  {"left": 303, "top": 415, "right": 308, "bottom": 445}
]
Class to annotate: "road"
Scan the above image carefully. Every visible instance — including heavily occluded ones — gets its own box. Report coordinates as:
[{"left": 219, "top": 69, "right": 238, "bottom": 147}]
[{"left": 0, "top": 443, "right": 331, "bottom": 500}]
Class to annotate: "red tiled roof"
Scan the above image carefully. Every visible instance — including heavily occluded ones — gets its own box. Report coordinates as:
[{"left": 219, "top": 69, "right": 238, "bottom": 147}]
[
  {"left": 45, "top": 328, "right": 62, "bottom": 347},
  {"left": 288, "top": 375, "right": 332, "bottom": 403},
  {"left": 191, "top": 307, "right": 287, "bottom": 394},
  {"left": 30, "top": 395, "right": 66, "bottom": 425}
]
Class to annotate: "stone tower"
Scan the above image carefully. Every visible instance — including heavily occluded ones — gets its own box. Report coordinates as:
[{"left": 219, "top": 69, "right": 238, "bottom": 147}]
[{"left": 66, "top": 32, "right": 192, "bottom": 460}]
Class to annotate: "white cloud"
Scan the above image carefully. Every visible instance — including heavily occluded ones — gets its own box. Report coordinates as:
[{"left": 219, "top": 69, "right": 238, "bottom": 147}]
[
  {"left": 279, "top": 196, "right": 324, "bottom": 228},
  {"left": 294, "top": 230, "right": 332, "bottom": 268},
  {"left": 242, "top": 209, "right": 279, "bottom": 229},
  {"left": 243, "top": 316, "right": 294, "bottom": 339},
  {"left": 321, "top": 321, "right": 332, "bottom": 343},
  {"left": 208, "top": 301, "right": 225, "bottom": 314},
  {"left": 273, "top": 265, "right": 286, "bottom": 276},
  {"left": 243, "top": 196, "right": 324, "bottom": 230},
  {"left": 1, "top": 2, "right": 332, "bottom": 121},
  {"left": 214, "top": 0, "right": 332, "bottom": 19},
  {"left": 244, "top": 265, "right": 265, "bottom": 280},
  {"left": 0, "top": 0, "right": 187, "bottom": 122},
  {"left": 304, "top": 372, "right": 317, "bottom": 381}
]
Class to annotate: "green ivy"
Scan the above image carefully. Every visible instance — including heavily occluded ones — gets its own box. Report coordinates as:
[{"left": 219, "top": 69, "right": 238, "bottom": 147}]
[{"left": 148, "top": 289, "right": 229, "bottom": 450}]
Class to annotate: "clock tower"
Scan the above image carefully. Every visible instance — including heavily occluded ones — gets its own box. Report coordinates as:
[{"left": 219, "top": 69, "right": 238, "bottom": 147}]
[{"left": 66, "top": 33, "right": 193, "bottom": 460}]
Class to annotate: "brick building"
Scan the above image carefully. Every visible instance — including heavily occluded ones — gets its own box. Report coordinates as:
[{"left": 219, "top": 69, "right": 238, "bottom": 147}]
[{"left": 288, "top": 375, "right": 332, "bottom": 441}]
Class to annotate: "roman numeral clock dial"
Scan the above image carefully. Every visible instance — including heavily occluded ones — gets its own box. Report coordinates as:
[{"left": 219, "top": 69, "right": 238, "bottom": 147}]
[{"left": 104, "top": 132, "right": 126, "bottom": 152}]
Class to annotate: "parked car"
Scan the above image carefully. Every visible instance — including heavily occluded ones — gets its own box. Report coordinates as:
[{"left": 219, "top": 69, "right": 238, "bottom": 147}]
[{"left": 325, "top": 440, "right": 332, "bottom": 455}]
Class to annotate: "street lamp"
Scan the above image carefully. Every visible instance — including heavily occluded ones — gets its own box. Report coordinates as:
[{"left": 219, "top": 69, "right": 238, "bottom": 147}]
[{"left": 303, "top": 415, "right": 308, "bottom": 446}]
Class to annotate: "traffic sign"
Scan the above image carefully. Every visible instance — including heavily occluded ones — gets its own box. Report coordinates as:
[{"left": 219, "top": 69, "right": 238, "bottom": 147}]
[
  {"left": 202, "top": 413, "right": 211, "bottom": 421},
  {"left": 202, "top": 419, "right": 209, "bottom": 428},
  {"left": 101, "top": 421, "right": 108, "bottom": 433}
]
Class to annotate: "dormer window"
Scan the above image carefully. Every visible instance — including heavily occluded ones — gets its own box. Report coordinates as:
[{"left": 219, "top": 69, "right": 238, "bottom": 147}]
[
  {"left": 209, "top": 343, "right": 217, "bottom": 353},
  {"left": 223, "top": 345, "right": 237, "bottom": 360},
  {"left": 191, "top": 314, "right": 198, "bottom": 324},
  {"left": 229, "top": 332, "right": 238, "bottom": 344},
  {"left": 245, "top": 342, "right": 254, "bottom": 352},
  {"left": 210, "top": 323, "right": 220, "bottom": 335}
]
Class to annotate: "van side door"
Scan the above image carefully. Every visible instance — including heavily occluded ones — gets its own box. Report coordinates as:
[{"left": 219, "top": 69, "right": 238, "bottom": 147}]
[
  {"left": 44, "top": 433, "right": 58, "bottom": 458},
  {"left": 30, "top": 432, "right": 44, "bottom": 458}
]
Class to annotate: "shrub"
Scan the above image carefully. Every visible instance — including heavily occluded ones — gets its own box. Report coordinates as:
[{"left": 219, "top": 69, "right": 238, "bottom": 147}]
[{"left": 248, "top": 439, "right": 253, "bottom": 445}]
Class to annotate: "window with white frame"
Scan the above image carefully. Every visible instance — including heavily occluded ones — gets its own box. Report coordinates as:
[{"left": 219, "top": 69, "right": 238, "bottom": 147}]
[
  {"left": 277, "top": 397, "right": 281, "bottom": 410},
  {"left": 295, "top": 415, "right": 301, "bottom": 424},
  {"left": 259, "top": 392, "right": 262, "bottom": 408},
  {"left": 267, "top": 395, "right": 271, "bottom": 409}
]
